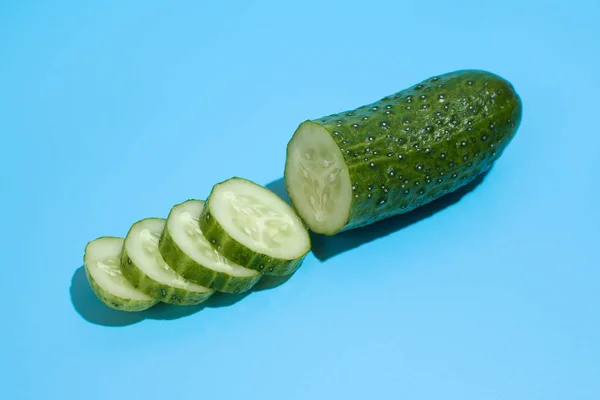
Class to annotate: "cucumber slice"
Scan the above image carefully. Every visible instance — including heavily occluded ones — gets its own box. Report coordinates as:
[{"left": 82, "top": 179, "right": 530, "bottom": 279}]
[
  {"left": 199, "top": 177, "right": 311, "bottom": 276},
  {"left": 84, "top": 237, "right": 158, "bottom": 312},
  {"left": 159, "top": 200, "right": 262, "bottom": 294},
  {"left": 285, "top": 70, "right": 522, "bottom": 235},
  {"left": 121, "top": 218, "right": 215, "bottom": 305}
]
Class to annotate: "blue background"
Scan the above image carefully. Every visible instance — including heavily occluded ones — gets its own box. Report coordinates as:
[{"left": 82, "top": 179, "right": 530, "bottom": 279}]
[{"left": 1, "top": 1, "right": 598, "bottom": 398}]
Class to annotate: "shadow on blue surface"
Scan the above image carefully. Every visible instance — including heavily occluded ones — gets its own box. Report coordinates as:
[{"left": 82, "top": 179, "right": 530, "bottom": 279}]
[
  {"left": 70, "top": 267, "right": 292, "bottom": 327},
  {"left": 266, "top": 171, "right": 488, "bottom": 261}
]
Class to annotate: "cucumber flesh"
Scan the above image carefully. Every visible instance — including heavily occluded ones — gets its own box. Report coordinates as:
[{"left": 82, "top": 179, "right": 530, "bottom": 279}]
[
  {"left": 159, "top": 200, "right": 262, "bottom": 293},
  {"left": 285, "top": 121, "right": 352, "bottom": 235},
  {"left": 84, "top": 237, "right": 157, "bottom": 312},
  {"left": 121, "top": 218, "right": 214, "bottom": 305},
  {"left": 199, "top": 177, "right": 310, "bottom": 276}
]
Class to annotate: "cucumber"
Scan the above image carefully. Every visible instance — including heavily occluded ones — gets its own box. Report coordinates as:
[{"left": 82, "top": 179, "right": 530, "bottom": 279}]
[
  {"left": 84, "top": 237, "right": 158, "bottom": 312},
  {"left": 121, "top": 218, "right": 215, "bottom": 305},
  {"left": 159, "top": 200, "right": 262, "bottom": 294},
  {"left": 285, "top": 70, "right": 522, "bottom": 235},
  {"left": 199, "top": 177, "right": 311, "bottom": 276}
]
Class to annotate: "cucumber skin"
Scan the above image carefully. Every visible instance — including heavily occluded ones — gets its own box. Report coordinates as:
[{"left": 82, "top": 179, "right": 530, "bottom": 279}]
[
  {"left": 120, "top": 246, "right": 214, "bottom": 306},
  {"left": 84, "top": 267, "right": 158, "bottom": 311},
  {"left": 84, "top": 237, "right": 158, "bottom": 312},
  {"left": 199, "top": 196, "right": 307, "bottom": 277},
  {"left": 158, "top": 223, "right": 262, "bottom": 294},
  {"left": 287, "top": 70, "right": 522, "bottom": 234}
]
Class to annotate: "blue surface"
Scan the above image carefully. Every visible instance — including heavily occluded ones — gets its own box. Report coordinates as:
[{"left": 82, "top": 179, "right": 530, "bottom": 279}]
[{"left": 1, "top": 1, "right": 598, "bottom": 398}]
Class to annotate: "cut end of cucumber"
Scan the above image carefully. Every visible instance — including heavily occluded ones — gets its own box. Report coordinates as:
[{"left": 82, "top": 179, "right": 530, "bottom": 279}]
[
  {"left": 125, "top": 218, "right": 212, "bottom": 293},
  {"left": 209, "top": 178, "right": 311, "bottom": 260},
  {"left": 168, "top": 200, "right": 259, "bottom": 278},
  {"left": 285, "top": 120, "right": 352, "bottom": 235},
  {"left": 84, "top": 237, "right": 155, "bottom": 302}
]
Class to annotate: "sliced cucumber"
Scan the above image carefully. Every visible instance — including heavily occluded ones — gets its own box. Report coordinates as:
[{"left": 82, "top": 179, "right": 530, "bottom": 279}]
[
  {"left": 84, "top": 237, "right": 158, "bottom": 312},
  {"left": 121, "top": 218, "right": 215, "bottom": 305},
  {"left": 285, "top": 70, "right": 522, "bottom": 235},
  {"left": 159, "top": 200, "right": 262, "bottom": 294},
  {"left": 199, "top": 177, "right": 311, "bottom": 276}
]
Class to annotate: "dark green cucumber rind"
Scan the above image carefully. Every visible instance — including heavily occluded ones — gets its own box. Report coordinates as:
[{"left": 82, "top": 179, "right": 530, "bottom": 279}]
[
  {"left": 83, "top": 263, "right": 158, "bottom": 312},
  {"left": 199, "top": 202, "right": 307, "bottom": 276},
  {"left": 300, "top": 69, "right": 522, "bottom": 234},
  {"left": 158, "top": 222, "right": 262, "bottom": 294},
  {"left": 120, "top": 247, "right": 214, "bottom": 306}
]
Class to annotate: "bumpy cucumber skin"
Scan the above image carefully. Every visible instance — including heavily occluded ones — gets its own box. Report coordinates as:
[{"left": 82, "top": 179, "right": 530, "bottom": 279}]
[
  {"left": 84, "top": 237, "right": 158, "bottom": 312},
  {"left": 158, "top": 222, "right": 262, "bottom": 294},
  {"left": 287, "top": 70, "right": 522, "bottom": 234},
  {"left": 120, "top": 246, "right": 214, "bottom": 306},
  {"left": 199, "top": 192, "right": 308, "bottom": 276}
]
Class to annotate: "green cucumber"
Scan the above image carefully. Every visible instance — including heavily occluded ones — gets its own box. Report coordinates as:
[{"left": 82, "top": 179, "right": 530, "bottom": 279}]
[
  {"left": 199, "top": 177, "right": 311, "bottom": 276},
  {"left": 84, "top": 237, "right": 158, "bottom": 312},
  {"left": 285, "top": 69, "right": 522, "bottom": 235},
  {"left": 121, "top": 218, "right": 215, "bottom": 305},
  {"left": 159, "top": 200, "right": 262, "bottom": 294}
]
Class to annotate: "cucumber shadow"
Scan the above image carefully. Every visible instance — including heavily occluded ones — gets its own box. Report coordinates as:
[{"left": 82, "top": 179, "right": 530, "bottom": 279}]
[
  {"left": 266, "top": 171, "right": 489, "bottom": 261},
  {"left": 70, "top": 267, "right": 292, "bottom": 327}
]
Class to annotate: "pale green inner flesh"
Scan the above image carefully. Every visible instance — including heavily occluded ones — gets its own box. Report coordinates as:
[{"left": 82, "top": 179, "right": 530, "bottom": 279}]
[
  {"left": 285, "top": 121, "right": 352, "bottom": 234},
  {"left": 210, "top": 178, "right": 310, "bottom": 260},
  {"left": 168, "top": 200, "right": 259, "bottom": 277},
  {"left": 125, "top": 218, "right": 212, "bottom": 293},
  {"left": 84, "top": 237, "right": 154, "bottom": 301}
]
